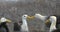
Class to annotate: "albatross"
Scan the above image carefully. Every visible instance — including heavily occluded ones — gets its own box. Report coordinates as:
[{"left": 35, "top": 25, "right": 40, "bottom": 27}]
[
  {"left": 48, "top": 15, "right": 60, "bottom": 32},
  {"left": 0, "top": 17, "right": 11, "bottom": 32},
  {"left": 21, "top": 14, "right": 33, "bottom": 32},
  {"left": 29, "top": 14, "right": 58, "bottom": 32}
]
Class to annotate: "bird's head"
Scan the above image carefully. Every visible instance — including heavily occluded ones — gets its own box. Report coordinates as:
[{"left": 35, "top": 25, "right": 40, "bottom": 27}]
[
  {"left": 22, "top": 15, "right": 35, "bottom": 20},
  {"left": 22, "top": 14, "right": 43, "bottom": 20},
  {"left": 0, "top": 17, "right": 11, "bottom": 23}
]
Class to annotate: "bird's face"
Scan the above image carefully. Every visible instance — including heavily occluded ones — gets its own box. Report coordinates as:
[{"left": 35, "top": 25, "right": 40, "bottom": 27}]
[
  {"left": 0, "top": 17, "right": 11, "bottom": 23},
  {"left": 22, "top": 15, "right": 35, "bottom": 20},
  {"left": 22, "top": 15, "right": 28, "bottom": 19}
]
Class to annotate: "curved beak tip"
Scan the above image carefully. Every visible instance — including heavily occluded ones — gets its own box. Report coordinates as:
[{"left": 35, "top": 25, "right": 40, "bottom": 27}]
[
  {"left": 45, "top": 21, "right": 50, "bottom": 25},
  {"left": 6, "top": 19, "right": 12, "bottom": 23}
]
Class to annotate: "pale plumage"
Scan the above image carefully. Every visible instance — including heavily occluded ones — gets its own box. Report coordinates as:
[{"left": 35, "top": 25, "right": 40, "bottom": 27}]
[
  {"left": 0, "top": 17, "right": 11, "bottom": 23},
  {"left": 34, "top": 14, "right": 47, "bottom": 21},
  {"left": 34, "top": 14, "right": 57, "bottom": 32},
  {"left": 0, "top": 17, "right": 11, "bottom": 32},
  {"left": 21, "top": 15, "right": 30, "bottom": 32},
  {"left": 0, "top": 17, "right": 7, "bottom": 23},
  {"left": 49, "top": 16, "right": 57, "bottom": 32}
]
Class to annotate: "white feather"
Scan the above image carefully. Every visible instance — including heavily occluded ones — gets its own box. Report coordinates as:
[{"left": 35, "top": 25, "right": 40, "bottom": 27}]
[
  {"left": 21, "top": 15, "right": 29, "bottom": 32},
  {"left": 34, "top": 14, "right": 57, "bottom": 32},
  {"left": 0, "top": 17, "right": 7, "bottom": 23},
  {"left": 49, "top": 16, "right": 57, "bottom": 32}
]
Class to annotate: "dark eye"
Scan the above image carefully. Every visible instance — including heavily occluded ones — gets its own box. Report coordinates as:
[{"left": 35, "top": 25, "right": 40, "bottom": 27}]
[{"left": 24, "top": 16, "right": 25, "bottom": 17}]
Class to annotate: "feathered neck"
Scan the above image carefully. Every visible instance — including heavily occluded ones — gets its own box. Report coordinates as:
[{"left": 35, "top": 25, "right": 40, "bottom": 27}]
[{"left": 22, "top": 18, "right": 27, "bottom": 25}]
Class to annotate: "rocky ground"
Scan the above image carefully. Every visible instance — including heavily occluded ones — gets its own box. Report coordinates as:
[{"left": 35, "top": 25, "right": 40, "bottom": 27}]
[{"left": 0, "top": 0, "right": 60, "bottom": 32}]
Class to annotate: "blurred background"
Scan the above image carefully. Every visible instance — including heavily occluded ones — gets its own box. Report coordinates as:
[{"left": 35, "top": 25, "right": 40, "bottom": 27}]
[{"left": 0, "top": 0, "right": 59, "bottom": 32}]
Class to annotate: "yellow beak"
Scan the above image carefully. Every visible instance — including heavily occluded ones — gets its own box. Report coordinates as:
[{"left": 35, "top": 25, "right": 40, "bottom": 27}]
[
  {"left": 45, "top": 19, "right": 50, "bottom": 25},
  {"left": 27, "top": 16, "right": 35, "bottom": 21},
  {"left": 6, "top": 19, "right": 12, "bottom": 23}
]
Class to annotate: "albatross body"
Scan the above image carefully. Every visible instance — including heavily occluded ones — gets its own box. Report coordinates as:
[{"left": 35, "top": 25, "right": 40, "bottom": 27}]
[
  {"left": 30, "top": 14, "right": 60, "bottom": 32},
  {"left": 49, "top": 16, "right": 57, "bottom": 32},
  {"left": 51, "top": 16, "right": 60, "bottom": 32},
  {"left": 21, "top": 15, "right": 32, "bottom": 32},
  {"left": 34, "top": 14, "right": 57, "bottom": 32}
]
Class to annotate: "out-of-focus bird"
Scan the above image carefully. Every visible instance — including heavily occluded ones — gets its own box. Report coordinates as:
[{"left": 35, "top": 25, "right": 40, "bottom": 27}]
[{"left": 0, "top": 17, "right": 11, "bottom": 32}]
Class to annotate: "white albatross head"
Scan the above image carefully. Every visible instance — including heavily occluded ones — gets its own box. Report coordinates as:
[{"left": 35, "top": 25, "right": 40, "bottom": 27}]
[
  {"left": 22, "top": 15, "right": 28, "bottom": 19},
  {"left": 0, "top": 17, "right": 11, "bottom": 23},
  {"left": 22, "top": 15, "right": 35, "bottom": 20}
]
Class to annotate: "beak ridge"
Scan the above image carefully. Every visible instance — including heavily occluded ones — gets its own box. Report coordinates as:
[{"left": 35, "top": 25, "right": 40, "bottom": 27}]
[
  {"left": 27, "top": 16, "right": 35, "bottom": 20},
  {"left": 6, "top": 19, "right": 11, "bottom": 23}
]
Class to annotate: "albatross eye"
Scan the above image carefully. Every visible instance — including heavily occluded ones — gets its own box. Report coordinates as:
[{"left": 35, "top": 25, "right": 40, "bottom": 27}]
[{"left": 24, "top": 16, "right": 25, "bottom": 17}]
